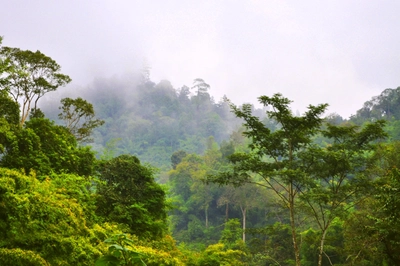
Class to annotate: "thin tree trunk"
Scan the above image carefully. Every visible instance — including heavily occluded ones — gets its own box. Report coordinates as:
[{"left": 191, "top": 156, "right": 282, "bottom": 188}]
[
  {"left": 289, "top": 184, "right": 301, "bottom": 266},
  {"left": 287, "top": 145, "right": 301, "bottom": 266},
  {"left": 241, "top": 206, "right": 247, "bottom": 242},
  {"left": 318, "top": 228, "right": 328, "bottom": 266},
  {"left": 225, "top": 202, "right": 229, "bottom": 222},
  {"left": 205, "top": 205, "right": 208, "bottom": 228}
]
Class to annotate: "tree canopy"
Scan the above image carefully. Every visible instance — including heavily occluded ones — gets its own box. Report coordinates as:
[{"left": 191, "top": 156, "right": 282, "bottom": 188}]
[
  {"left": 0, "top": 44, "right": 71, "bottom": 125},
  {"left": 96, "top": 155, "right": 169, "bottom": 240}
]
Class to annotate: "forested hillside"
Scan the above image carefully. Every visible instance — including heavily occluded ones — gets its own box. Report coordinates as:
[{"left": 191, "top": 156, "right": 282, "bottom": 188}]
[
  {"left": 41, "top": 73, "right": 254, "bottom": 171},
  {"left": 350, "top": 86, "right": 400, "bottom": 141},
  {"left": 2, "top": 37, "right": 400, "bottom": 265}
]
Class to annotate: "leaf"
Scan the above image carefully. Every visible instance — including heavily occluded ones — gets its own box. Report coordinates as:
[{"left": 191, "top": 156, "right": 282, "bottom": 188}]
[
  {"left": 108, "top": 245, "right": 124, "bottom": 258},
  {"left": 95, "top": 255, "right": 120, "bottom": 266}
]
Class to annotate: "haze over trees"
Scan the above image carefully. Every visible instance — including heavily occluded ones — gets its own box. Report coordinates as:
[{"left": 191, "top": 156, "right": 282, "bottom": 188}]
[{"left": 1, "top": 37, "right": 400, "bottom": 265}]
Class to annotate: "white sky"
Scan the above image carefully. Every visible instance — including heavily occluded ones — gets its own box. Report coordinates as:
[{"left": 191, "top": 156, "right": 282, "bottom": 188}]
[{"left": 2, "top": 0, "right": 400, "bottom": 118}]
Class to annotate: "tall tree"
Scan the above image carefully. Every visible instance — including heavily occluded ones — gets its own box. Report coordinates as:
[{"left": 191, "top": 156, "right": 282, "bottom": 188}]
[
  {"left": 191, "top": 78, "right": 211, "bottom": 111},
  {"left": 191, "top": 78, "right": 210, "bottom": 97},
  {"left": 208, "top": 94, "right": 328, "bottom": 266},
  {"left": 344, "top": 142, "right": 400, "bottom": 265},
  {"left": 0, "top": 44, "right": 71, "bottom": 125},
  {"left": 209, "top": 94, "right": 387, "bottom": 265},
  {"left": 58, "top": 97, "right": 104, "bottom": 142},
  {"left": 219, "top": 183, "right": 266, "bottom": 242},
  {"left": 299, "top": 121, "right": 386, "bottom": 266}
]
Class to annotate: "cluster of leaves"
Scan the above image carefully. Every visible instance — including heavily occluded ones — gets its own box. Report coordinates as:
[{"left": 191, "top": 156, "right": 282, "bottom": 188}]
[{"left": 95, "top": 234, "right": 146, "bottom": 266}]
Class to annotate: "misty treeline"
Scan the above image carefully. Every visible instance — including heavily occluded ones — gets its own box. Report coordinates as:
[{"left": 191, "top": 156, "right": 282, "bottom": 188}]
[
  {"left": 41, "top": 73, "right": 258, "bottom": 171},
  {"left": 2, "top": 37, "right": 400, "bottom": 265}
]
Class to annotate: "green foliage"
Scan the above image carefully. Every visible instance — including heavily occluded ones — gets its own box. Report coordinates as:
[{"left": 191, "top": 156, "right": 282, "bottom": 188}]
[
  {"left": 298, "top": 120, "right": 387, "bottom": 265},
  {"left": 59, "top": 97, "right": 105, "bottom": 142},
  {"left": 0, "top": 117, "right": 96, "bottom": 176},
  {"left": 168, "top": 150, "right": 230, "bottom": 246},
  {"left": 246, "top": 222, "right": 295, "bottom": 266},
  {"left": 97, "top": 232, "right": 186, "bottom": 266},
  {"left": 0, "top": 168, "right": 105, "bottom": 265},
  {"left": 0, "top": 89, "right": 19, "bottom": 125},
  {"left": 196, "top": 243, "right": 246, "bottom": 266},
  {"left": 95, "top": 234, "right": 146, "bottom": 266},
  {"left": 96, "top": 155, "right": 168, "bottom": 239},
  {"left": 171, "top": 150, "right": 187, "bottom": 170},
  {"left": 0, "top": 43, "right": 71, "bottom": 125},
  {"left": 0, "top": 248, "right": 49, "bottom": 266},
  {"left": 0, "top": 118, "right": 15, "bottom": 156},
  {"left": 368, "top": 167, "right": 400, "bottom": 264},
  {"left": 300, "top": 220, "right": 345, "bottom": 266},
  {"left": 5, "top": 38, "right": 400, "bottom": 266},
  {"left": 220, "top": 219, "right": 242, "bottom": 247},
  {"left": 209, "top": 93, "right": 328, "bottom": 266},
  {"left": 208, "top": 94, "right": 389, "bottom": 266},
  {"left": 134, "top": 235, "right": 185, "bottom": 266},
  {"left": 57, "top": 76, "right": 241, "bottom": 170}
]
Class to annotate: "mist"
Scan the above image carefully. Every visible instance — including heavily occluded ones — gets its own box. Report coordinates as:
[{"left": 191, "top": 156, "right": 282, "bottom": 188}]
[{"left": 3, "top": 1, "right": 400, "bottom": 119}]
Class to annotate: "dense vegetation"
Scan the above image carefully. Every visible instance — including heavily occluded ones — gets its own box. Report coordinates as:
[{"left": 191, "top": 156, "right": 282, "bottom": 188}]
[{"left": 2, "top": 36, "right": 400, "bottom": 265}]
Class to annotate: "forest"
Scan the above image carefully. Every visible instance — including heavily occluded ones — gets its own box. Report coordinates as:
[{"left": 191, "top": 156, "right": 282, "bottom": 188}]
[{"left": 1, "top": 37, "right": 400, "bottom": 266}]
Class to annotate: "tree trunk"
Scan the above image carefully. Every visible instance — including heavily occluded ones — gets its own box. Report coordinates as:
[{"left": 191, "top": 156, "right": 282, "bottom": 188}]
[
  {"left": 20, "top": 99, "right": 31, "bottom": 126},
  {"left": 225, "top": 202, "right": 229, "bottom": 222},
  {"left": 240, "top": 206, "right": 247, "bottom": 242},
  {"left": 287, "top": 145, "right": 301, "bottom": 266},
  {"left": 318, "top": 226, "right": 330, "bottom": 266},
  {"left": 205, "top": 205, "right": 209, "bottom": 228},
  {"left": 289, "top": 184, "right": 301, "bottom": 266}
]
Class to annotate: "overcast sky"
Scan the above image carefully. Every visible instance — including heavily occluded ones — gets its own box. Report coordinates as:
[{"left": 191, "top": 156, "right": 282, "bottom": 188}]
[{"left": 2, "top": 0, "right": 400, "bottom": 118}]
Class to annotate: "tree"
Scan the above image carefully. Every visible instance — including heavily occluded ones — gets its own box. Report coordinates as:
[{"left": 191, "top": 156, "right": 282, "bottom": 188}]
[
  {"left": 168, "top": 154, "right": 199, "bottom": 239},
  {"left": 191, "top": 78, "right": 211, "bottom": 111},
  {"left": 0, "top": 37, "right": 10, "bottom": 88},
  {"left": 171, "top": 150, "right": 187, "bottom": 170},
  {"left": 233, "top": 184, "right": 267, "bottom": 243},
  {"left": 344, "top": 143, "right": 400, "bottom": 265},
  {"left": 218, "top": 183, "right": 267, "bottom": 243},
  {"left": 299, "top": 121, "right": 386, "bottom": 266},
  {"left": 96, "top": 155, "right": 168, "bottom": 239},
  {"left": 0, "top": 90, "right": 18, "bottom": 155},
  {"left": 0, "top": 117, "right": 96, "bottom": 177},
  {"left": 0, "top": 89, "right": 19, "bottom": 125},
  {"left": 209, "top": 94, "right": 328, "bottom": 266},
  {"left": 191, "top": 78, "right": 210, "bottom": 97},
  {"left": 0, "top": 44, "right": 71, "bottom": 125},
  {"left": 219, "top": 218, "right": 242, "bottom": 248},
  {"left": 58, "top": 97, "right": 104, "bottom": 142},
  {"left": 209, "top": 94, "right": 388, "bottom": 266}
]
